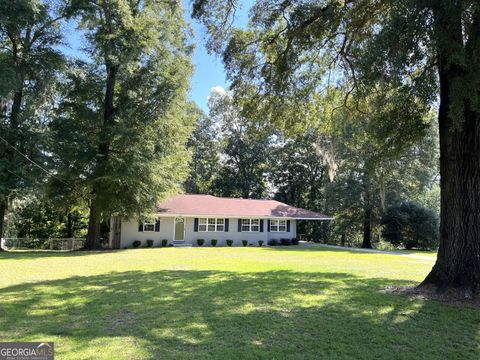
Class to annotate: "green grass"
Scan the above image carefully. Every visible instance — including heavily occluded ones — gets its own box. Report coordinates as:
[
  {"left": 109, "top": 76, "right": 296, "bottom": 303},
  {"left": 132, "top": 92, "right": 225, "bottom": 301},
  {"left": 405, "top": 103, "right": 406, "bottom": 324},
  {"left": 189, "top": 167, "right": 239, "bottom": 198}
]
[{"left": 0, "top": 247, "right": 478, "bottom": 359}]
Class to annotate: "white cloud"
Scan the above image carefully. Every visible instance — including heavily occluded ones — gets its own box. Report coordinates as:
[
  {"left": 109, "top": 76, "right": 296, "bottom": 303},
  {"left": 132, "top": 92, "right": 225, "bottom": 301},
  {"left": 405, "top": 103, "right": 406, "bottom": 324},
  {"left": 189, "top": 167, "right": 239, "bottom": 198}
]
[{"left": 210, "top": 85, "right": 227, "bottom": 96}]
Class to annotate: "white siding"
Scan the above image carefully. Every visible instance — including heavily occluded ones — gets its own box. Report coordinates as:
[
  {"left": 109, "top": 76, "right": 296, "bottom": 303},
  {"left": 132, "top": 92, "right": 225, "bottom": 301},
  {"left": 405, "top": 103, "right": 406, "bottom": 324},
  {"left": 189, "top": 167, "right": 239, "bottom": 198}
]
[
  {"left": 119, "top": 216, "right": 297, "bottom": 247},
  {"left": 120, "top": 217, "right": 174, "bottom": 248}
]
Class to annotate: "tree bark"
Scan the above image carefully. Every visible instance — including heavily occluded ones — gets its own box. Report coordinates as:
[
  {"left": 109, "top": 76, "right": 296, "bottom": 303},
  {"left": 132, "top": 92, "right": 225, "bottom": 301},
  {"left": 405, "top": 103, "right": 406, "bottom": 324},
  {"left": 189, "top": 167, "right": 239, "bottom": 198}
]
[
  {"left": 340, "top": 233, "right": 346, "bottom": 247},
  {"left": 0, "top": 200, "right": 6, "bottom": 251},
  {"left": 85, "top": 198, "right": 101, "bottom": 249},
  {"left": 85, "top": 64, "right": 117, "bottom": 249},
  {"left": 66, "top": 212, "right": 73, "bottom": 238},
  {"left": 421, "top": 4, "right": 480, "bottom": 296},
  {"left": 361, "top": 181, "right": 373, "bottom": 248},
  {"left": 361, "top": 203, "right": 372, "bottom": 248}
]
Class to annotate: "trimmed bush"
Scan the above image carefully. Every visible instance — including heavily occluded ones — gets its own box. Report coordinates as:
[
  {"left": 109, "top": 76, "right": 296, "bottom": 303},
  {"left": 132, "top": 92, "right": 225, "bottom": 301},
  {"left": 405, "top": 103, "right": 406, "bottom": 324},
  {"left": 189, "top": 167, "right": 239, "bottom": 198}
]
[
  {"left": 258, "top": 240, "right": 264, "bottom": 247},
  {"left": 268, "top": 239, "right": 278, "bottom": 246},
  {"left": 197, "top": 239, "right": 205, "bottom": 247},
  {"left": 280, "top": 238, "right": 291, "bottom": 246},
  {"left": 226, "top": 239, "right": 233, "bottom": 247},
  {"left": 161, "top": 239, "right": 168, "bottom": 247},
  {"left": 132, "top": 240, "right": 141, "bottom": 248},
  {"left": 242, "top": 240, "right": 248, "bottom": 247},
  {"left": 146, "top": 239, "right": 154, "bottom": 248},
  {"left": 291, "top": 238, "right": 299, "bottom": 245},
  {"left": 211, "top": 239, "right": 218, "bottom": 247}
]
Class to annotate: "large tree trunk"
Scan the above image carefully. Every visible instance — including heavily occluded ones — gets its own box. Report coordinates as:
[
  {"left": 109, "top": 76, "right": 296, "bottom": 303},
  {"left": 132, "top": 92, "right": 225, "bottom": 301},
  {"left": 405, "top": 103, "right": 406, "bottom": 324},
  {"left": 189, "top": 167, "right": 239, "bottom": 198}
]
[
  {"left": 0, "top": 200, "right": 6, "bottom": 251},
  {"left": 421, "top": 5, "right": 480, "bottom": 296},
  {"left": 361, "top": 185, "right": 373, "bottom": 248},
  {"left": 84, "top": 57, "right": 117, "bottom": 248},
  {"left": 66, "top": 212, "right": 73, "bottom": 238},
  {"left": 361, "top": 203, "right": 372, "bottom": 248},
  {"left": 85, "top": 198, "right": 101, "bottom": 249}
]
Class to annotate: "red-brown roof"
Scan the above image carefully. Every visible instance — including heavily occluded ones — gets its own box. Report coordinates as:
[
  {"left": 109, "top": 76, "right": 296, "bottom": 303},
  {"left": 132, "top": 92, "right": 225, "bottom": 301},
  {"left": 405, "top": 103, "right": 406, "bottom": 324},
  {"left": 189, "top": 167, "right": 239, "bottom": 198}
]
[{"left": 156, "top": 194, "right": 332, "bottom": 219}]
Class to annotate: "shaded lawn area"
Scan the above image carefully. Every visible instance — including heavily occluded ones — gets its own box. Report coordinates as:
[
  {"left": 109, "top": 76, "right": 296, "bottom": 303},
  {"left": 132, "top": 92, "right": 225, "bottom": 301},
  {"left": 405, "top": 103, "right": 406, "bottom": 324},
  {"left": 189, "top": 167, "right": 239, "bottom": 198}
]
[{"left": 0, "top": 248, "right": 478, "bottom": 359}]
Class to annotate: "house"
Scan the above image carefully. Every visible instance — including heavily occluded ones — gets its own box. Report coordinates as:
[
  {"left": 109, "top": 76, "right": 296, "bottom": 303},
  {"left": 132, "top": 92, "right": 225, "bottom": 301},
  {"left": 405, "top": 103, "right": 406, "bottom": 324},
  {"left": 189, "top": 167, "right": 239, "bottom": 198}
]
[{"left": 109, "top": 194, "right": 332, "bottom": 248}]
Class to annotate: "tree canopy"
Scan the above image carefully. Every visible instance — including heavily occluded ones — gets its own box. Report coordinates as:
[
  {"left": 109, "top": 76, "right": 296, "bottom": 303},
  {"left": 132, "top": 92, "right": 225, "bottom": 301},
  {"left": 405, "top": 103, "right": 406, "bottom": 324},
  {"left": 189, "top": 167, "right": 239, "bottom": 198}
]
[
  {"left": 192, "top": 0, "right": 480, "bottom": 295},
  {"left": 0, "top": 0, "right": 66, "bottom": 245}
]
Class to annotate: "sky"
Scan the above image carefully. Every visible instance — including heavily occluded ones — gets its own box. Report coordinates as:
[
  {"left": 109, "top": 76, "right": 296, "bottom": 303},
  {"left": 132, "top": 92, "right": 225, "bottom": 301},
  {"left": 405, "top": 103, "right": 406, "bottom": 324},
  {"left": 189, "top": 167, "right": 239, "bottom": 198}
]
[
  {"left": 186, "top": 1, "right": 251, "bottom": 112},
  {"left": 62, "top": 2, "right": 250, "bottom": 113},
  {"left": 188, "top": 21, "right": 228, "bottom": 112}
]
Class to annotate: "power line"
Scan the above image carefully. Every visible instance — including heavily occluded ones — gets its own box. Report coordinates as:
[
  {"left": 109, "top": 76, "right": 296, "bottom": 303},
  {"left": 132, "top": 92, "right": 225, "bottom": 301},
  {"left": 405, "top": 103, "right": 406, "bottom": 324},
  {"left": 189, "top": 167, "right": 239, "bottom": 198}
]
[
  {"left": 0, "top": 134, "right": 71, "bottom": 186},
  {"left": 6, "top": 168, "right": 26, "bottom": 182}
]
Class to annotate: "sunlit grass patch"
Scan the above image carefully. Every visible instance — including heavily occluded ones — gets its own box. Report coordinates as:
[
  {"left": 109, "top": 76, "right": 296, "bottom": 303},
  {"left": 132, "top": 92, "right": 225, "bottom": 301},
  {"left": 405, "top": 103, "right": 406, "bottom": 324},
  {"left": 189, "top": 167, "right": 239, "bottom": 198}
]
[{"left": 0, "top": 247, "right": 477, "bottom": 359}]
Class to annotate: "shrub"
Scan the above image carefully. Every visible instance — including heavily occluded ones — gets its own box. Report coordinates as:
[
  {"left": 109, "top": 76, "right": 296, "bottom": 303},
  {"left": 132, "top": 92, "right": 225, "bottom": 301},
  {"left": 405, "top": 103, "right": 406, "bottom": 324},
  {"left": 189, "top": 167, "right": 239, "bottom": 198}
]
[
  {"left": 291, "top": 238, "right": 299, "bottom": 245},
  {"left": 168, "top": 243, "right": 174, "bottom": 247},
  {"left": 280, "top": 238, "right": 291, "bottom": 246},
  {"left": 267, "top": 239, "right": 278, "bottom": 246},
  {"left": 226, "top": 239, "right": 233, "bottom": 247},
  {"left": 242, "top": 240, "right": 248, "bottom": 247},
  {"left": 197, "top": 238, "right": 205, "bottom": 247},
  {"left": 132, "top": 240, "right": 141, "bottom": 248},
  {"left": 381, "top": 201, "right": 439, "bottom": 250},
  {"left": 258, "top": 240, "right": 264, "bottom": 247},
  {"left": 211, "top": 239, "right": 218, "bottom": 247},
  {"left": 161, "top": 239, "right": 168, "bottom": 247},
  {"left": 146, "top": 239, "right": 154, "bottom": 248}
]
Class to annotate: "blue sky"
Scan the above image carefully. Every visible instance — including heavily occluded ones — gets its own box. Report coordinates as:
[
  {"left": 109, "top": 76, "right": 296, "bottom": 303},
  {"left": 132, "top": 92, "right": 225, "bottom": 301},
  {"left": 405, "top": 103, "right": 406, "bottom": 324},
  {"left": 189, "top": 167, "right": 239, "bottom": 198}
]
[
  {"left": 187, "top": 1, "right": 250, "bottom": 112},
  {"left": 188, "top": 21, "right": 228, "bottom": 112}
]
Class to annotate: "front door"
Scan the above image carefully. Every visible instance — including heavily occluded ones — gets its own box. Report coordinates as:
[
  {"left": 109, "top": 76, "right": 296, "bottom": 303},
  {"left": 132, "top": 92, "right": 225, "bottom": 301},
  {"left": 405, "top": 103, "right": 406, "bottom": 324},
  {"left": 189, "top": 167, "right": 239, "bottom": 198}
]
[{"left": 174, "top": 217, "right": 185, "bottom": 242}]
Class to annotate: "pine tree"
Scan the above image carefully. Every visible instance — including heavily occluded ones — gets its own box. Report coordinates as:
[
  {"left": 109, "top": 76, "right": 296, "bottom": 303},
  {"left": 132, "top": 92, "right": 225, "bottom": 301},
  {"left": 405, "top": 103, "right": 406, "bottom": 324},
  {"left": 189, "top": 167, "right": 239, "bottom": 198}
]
[
  {"left": 51, "top": 0, "right": 196, "bottom": 248},
  {"left": 0, "top": 0, "right": 65, "bottom": 245}
]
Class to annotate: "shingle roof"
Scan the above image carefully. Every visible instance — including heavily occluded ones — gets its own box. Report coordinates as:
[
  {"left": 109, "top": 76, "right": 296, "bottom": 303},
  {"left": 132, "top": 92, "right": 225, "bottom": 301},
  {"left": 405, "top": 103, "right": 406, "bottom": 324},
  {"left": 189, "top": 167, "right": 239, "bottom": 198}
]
[{"left": 156, "top": 194, "right": 332, "bottom": 219}]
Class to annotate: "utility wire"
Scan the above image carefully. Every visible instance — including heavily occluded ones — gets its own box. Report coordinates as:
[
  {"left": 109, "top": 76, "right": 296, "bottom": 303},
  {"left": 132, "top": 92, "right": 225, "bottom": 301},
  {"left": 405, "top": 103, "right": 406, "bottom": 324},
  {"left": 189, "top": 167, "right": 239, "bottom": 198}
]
[
  {"left": 6, "top": 168, "right": 26, "bottom": 182},
  {"left": 0, "top": 134, "right": 70, "bottom": 186}
]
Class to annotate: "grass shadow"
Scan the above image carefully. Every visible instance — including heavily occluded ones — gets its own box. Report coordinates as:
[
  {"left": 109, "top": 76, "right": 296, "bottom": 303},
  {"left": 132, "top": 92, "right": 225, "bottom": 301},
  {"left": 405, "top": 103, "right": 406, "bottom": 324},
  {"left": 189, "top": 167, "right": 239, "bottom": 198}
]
[{"left": 0, "top": 269, "right": 477, "bottom": 359}]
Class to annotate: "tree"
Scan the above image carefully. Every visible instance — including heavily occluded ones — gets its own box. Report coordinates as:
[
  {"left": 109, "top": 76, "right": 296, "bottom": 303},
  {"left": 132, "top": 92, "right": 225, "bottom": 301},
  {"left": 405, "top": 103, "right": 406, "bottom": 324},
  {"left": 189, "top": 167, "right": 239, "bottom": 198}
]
[
  {"left": 9, "top": 195, "right": 88, "bottom": 240},
  {"left": 51, "top": 0, "right": 195, "bottom": 248},
  {"left": 207, "top": 87, "right": 272, "bottom": 198},
  {"left": 381, "top": 202, "right": 439, "bottom": 250},
  {"left": 185, "top": 113, "right": 221, "bottom": 194},
  {"left": 0, "top": 0, "right": 65, "bottom": 246},
  {"left": 193, "top": 1, "right": 480, "bottom": 295},
  {"left": 270, "top": 130, "right": 330, "bottom": 242},
  {"left": 317, "top": 91, "right": 437, "bottom": 248}
]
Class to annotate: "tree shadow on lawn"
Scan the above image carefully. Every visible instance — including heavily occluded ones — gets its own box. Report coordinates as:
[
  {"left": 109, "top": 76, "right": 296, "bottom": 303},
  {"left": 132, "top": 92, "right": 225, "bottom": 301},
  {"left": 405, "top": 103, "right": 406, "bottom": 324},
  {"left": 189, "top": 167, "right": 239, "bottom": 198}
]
[{"left": 0, "top": 270, "right": 478, "bottom": 360}]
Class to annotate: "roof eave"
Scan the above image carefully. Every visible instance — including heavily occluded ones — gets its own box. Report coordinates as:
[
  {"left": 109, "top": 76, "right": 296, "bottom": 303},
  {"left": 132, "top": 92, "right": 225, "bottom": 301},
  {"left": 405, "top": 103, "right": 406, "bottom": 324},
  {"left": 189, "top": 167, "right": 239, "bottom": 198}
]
[{"left": 155, "top": 213, "right": 333, "bottom": 220}]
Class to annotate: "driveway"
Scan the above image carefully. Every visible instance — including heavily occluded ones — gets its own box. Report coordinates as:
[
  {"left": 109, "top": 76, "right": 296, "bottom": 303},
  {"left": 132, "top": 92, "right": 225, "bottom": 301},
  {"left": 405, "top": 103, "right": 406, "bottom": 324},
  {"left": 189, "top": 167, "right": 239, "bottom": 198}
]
[{"left": 300, "top": 242, "right": 436, "bottom": 261}]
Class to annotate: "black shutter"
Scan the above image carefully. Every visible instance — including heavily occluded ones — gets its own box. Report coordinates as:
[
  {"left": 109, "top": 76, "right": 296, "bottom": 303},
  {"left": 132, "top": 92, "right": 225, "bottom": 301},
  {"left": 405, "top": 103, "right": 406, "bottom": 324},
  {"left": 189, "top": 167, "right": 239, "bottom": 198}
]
[
  {"left": 194, "top": 218, "right": 199, "bottom": 232},
  {"left": 267, "top": 220, "right": 270, "bottom": 232},
  {"left": 225, "top": 219, "right": 229, "bottom": 232},
  {"left": 138, "top": 221, "right": 143, "bottom": 232},
  {"left": 155, "top": 219, "right": 160, "bottom": 232},
  {"left": 238, "top": 219, "right": 242, "bottom": 232},
  {"left": 260, "top": 219, "right": 264, "bottom": 232},
  {"left": 287, "top": 220, "right": 291, "bottom": 232}
]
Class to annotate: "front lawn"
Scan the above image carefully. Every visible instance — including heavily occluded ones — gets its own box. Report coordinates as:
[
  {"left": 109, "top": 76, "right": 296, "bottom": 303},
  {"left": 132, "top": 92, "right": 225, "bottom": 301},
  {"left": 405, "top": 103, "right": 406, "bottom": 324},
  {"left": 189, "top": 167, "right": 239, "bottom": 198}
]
[{"left": 0, "top": 247, "right": 478, "bottom": 359}]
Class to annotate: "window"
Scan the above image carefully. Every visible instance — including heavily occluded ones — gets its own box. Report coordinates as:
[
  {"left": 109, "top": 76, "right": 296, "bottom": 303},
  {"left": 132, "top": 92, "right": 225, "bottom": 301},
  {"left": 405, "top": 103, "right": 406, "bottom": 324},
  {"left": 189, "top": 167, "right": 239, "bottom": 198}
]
[
  {"left": 199, "top": 218, "right": 224, "bottom": 232},
  {"left": 270, "top": 219, "right": 287, "bottom": 232},
  {"left": 241, "top": 218, "right": 260, "bottom": 232},
  {"left": 143, "top": 222, "right": 155, "bottom": 232}
]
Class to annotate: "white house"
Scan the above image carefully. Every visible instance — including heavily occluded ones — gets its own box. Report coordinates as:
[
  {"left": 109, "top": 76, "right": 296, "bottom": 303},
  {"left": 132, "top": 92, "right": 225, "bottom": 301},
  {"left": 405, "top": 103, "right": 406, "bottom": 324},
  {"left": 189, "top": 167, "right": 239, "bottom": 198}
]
[{"left": 109, "top": 194, "right": 332, "bottom": 248}]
